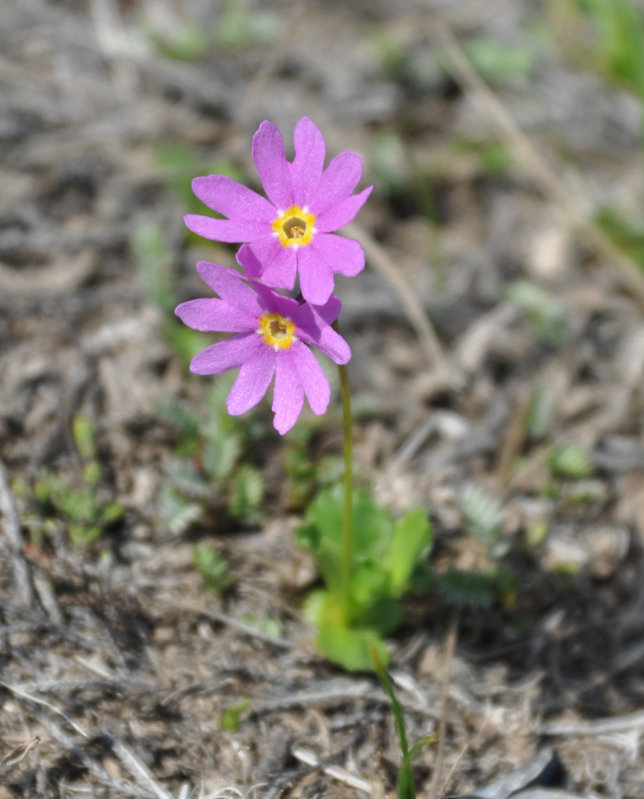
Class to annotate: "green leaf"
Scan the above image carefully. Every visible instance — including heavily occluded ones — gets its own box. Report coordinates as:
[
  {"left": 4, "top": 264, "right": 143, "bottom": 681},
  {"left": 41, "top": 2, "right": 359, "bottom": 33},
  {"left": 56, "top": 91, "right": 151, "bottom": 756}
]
[
  {"left": 69, "top": 523, "right": 102, "bottom": 548},
  {"left": 297, "top": 485, "right": 394, "bottom": 565},
  {"left": 203, "top": 434, "right": 242, "bottom": 484},
  {"left": 317, "top": 621, "right": 389, "bottom": 672},
  {"left": 166, "top": 459, "right": 212, "bottom": 500},
  {"left": 193, "top": 545, "right": 232, "bottom": 594},
  {"left": 350, "top": 561, "right": 390, "bottom": 611},
  {"left": 220, "top": 698, "right": 250, "bottom": 732},
  {"left": 156, "top": 399, "right": 201, "bottom": 452},
  {"left": 459, "top": 483, "right": 508, "bottom": 557},
  {"left": 436, "top": 567, "right": 497, "bottom": 609},
  {"left": 228, "top": 465, "right": 264, "bottom": 521},
  {"left": 99, "top": 501, "right": 124, "bottom": 526},
  {"left": 57, "top": 486, "right": 95, "bottom": 524},
  {"left": 464, "top": 36, "right": 537, "bottom": 83},
  {"left": 527, "top": 385, "right": 555, "bottom": 441},
  {"left": 387, "top": 508, "right": 432, "bottom": 595},
  {"left": 132, "top": 222, "right": 175, "bottom": 312},
  {"left": 549, "top": 444, "right": 594, "bottom": 478},
  {"left": 83, "top": 461, "right": 101, "bottom": 487},
  {"left": 158, "top": 486, "right": 202, "bottom": 535},
  {"left": 72, "top": 415, "right": 96, "bottom": 460}
]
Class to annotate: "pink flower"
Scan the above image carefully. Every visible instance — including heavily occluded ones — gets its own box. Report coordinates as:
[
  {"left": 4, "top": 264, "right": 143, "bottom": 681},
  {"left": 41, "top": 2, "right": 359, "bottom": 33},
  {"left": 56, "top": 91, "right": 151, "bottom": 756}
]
[
  {"left": 184, "top": 117, "right": 372, "bottom": 306},
  {"left": 174, "top": 255, "right": 351, "bottom": 434}
]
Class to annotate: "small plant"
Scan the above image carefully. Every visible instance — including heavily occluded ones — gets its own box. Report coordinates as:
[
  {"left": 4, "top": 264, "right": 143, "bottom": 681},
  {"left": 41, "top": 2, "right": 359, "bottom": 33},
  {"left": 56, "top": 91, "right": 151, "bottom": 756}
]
[
  {"left": 549, "top": 443, "right": 594, "bottom": 478},
  {"left": 157, "top": 381, "right": 266, "bottom": 535},
  {"left": 170, "top": 116, "right": 470, "bottom": 674},
  {"left": 193, "top": 545, "right": 233, "bottom": 594},
  {"left": 526, "top": 384, "right": 556, "bottom": 442},
  {"left": 220, "top": 698, "right": 251, "bottom": 732},
  {"left": 411, "top": 485, "right": 517, "bottom": 611},
  {"left": 297, "top": 486, "right": 432, "bottom": 671},
  {"left": 34, "top": 415, "right": 123, "bottom": 548}
]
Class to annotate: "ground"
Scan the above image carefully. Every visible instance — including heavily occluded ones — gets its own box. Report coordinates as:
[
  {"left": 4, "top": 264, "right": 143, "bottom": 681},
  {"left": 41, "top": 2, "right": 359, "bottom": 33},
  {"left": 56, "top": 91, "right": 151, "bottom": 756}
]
[{"left": 2, "top": 1, "right": 644, "bottom": 797}]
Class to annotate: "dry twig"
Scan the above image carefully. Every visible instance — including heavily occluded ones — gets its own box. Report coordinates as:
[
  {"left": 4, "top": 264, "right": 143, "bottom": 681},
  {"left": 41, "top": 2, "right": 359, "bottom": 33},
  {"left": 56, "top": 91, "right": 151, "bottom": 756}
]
[{"left": 0, "top": 454, "right": 34, "bottom": 607}]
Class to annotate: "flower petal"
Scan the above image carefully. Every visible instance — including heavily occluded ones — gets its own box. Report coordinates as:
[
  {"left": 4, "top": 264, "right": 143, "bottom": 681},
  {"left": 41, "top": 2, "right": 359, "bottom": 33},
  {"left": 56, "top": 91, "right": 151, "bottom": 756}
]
[
  {"left": 252, "top": 120, "right": 293, "bottom": 209},
  {"left": 190, "top": 332, "right": 261, "bottom": 375},
  {"left": 184, "top": 214, "right": 266, "bottom": 242},
  {"left": 191, "top": 175, "right": 274, "bottom": 221},
  {"left": 293, "top": 303, "right": 351, "bottom": 365},
  {"left": 258, "top": 246, "right": 298, "bottom": 291},
  {"left": 254, "top": 283, "right": 300, "bottom": 317},
  {"left": 309, "top": 151, "right": 363, "bottom": 215},
  {"left": 236, "top": 244, "right": 263, "bottom": 278},
  {"left": 272, "top": 354, "right": 305, "bottom": 434},
  {"left": 311, "top": 233, "right": 365, "bottom": 276},
  {"left": 195, "top": 262, "right": 262, "bottom": 314},
  {"left": 291, "top": 343, "right": 330, "bottom": 415},
  {"left": 247, "top": 234, "right": 282, "bottom": 270},
  {"left": 226, "top": 347, "right": 277, "bottom": 416},
  {"left": 175, "top": 298, "right": 256, "bottom": 332},
  {"left": 297, "top": 247, "right": 335, "bottom": 305},
  {"left": 312, "top": 295, "right": 342, "bottom": 326},
  {"left": 289, "top": 117, "right": 326, "bottom": 206},
  {"left": 315, "top": 185, "right": 373, "bottom": 232}
]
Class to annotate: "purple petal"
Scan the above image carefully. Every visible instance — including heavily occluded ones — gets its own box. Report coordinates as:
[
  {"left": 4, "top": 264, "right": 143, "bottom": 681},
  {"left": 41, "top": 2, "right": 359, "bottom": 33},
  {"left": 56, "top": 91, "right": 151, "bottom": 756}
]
[
  {"left": 195, "top": 262, "right": 263, "bottom": 314},
  {"left": 272, "top": 354, "right": 305, "bottom": 434},
  {"left": 315, "top": 186, "right": 373, "bottom": 232},
  {"left": 190, "top": 332, "right": 261, "bottom": 375},
  {"left": 291, "top": 344, "right": 330, "bottom": 415},
  {"left": 252, "top": 121, "right": 293, "bottom": 209},
  {"left": 184, "top": 214, "right": 267, "bottom": 242},
  {"left": 247, "top": 235, "right": 282, "bottom": 269},
  {"left": 235, "top": 244, "right": 263, "bottom": 278},
  {"left": 312, "top": 295, "right": 342, "bottom": 325},
  {"left": 258, "top": 247, "right": 298, "bottom": 291},
  {"left": 289, "top": 117, "right": 326, "bottom": 206},
  {"left": 226, "top": 347, "right": 277, "bottom": 416},
  {"left": 293, "top": 303, "right": 351, "bottom": 365},
  {"left": 175, "top": 298, "right": 256, "bottom": 332},
  {"left": 297, "top": 246, "right": 335, "bottom": 305},
  {"left": 309, "top": 151, "right": 363, "bottom": 215},
  {"left": 255, "top": 283, "right": 300, "bottom": 317},
  {"left": 191, "top": 175, "right": 274, "bottom": 221},
  {"left": 311, "top": 234, "right": 365, "bottom": 277}
]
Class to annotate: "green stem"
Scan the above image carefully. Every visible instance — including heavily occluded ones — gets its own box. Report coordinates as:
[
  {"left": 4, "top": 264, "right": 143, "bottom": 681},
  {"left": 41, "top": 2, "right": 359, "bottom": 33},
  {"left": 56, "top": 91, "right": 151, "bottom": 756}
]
[{"left": 333, "top": 320, "right": 354, "bottom": 625}]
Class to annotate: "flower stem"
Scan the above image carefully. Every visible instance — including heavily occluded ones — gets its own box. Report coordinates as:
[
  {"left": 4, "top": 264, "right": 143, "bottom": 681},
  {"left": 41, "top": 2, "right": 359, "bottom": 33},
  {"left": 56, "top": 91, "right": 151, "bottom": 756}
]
[{"left": 333, "top": 320, "right": 353, "bottom": 625}]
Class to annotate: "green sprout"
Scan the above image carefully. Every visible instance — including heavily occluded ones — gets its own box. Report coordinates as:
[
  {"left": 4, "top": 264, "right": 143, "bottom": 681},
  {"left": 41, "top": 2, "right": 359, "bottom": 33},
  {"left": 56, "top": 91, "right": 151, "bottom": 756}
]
[
  {"left": 33, "top": 415, "right": 123, "bottom": 548},
  {"left": 370, "top": 647, "right": 436, "bottom": 799},
  {"left": 193, "top": 545, "right": 233, "bottom": 595}
]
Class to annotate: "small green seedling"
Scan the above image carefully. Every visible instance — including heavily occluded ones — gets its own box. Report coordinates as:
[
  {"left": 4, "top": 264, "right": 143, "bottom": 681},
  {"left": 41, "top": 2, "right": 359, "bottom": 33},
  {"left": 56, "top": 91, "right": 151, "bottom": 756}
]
[
  {"left": 370, "top": 647, "right": 436, "bottom": 799},
  {"left": 550, "top": 444, "right": 594, "bottom": 478},
  {"left": 157, "top": 377, "right": 266, "bottom": 535},
  {"left": 192, "top": 545, "right": 233, "bottom": 594},
  {"left": 220, "top": 698, "right": 251, "bottom": 732},
  {"left": 34, "top": 415, "right": 123, "bottom": 548}
]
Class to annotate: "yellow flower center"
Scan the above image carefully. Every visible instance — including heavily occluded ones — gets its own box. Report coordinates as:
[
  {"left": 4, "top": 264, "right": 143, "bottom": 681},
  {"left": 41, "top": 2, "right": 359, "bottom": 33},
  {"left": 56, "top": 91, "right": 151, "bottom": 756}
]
[
  {"left": 272, "top": 205, "right": 316, "bottom": 247},
  {"left": 258, "top": 312, "right": 297, "bottom": 350}
]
